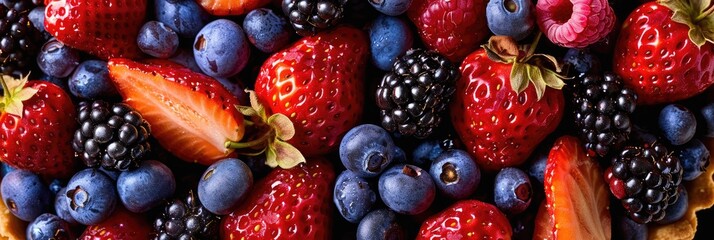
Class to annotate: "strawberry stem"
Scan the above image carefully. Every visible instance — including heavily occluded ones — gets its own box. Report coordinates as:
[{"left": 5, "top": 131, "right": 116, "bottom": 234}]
[
  {"left": 224, "top": 129, "right": 272, "bottom": 149},
  {"left": 525, "top": 32, "right": 543, "bottom": 59},
  {"left": 696, "top": 4, "right": 714, "bottom": 22}
]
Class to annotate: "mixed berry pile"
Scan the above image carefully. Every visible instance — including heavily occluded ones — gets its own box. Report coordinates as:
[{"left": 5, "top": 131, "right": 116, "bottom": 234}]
[{"left": 0, "top": 0, "right": 713, "bottom": 239}]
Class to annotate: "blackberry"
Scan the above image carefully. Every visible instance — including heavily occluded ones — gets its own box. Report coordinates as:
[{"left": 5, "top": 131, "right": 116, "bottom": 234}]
[
  {"left": 608, "top": 142, "right": 683, "bottom": 223},
  {"left": 282, "top": 0, "right": 348, "bottom": 36},
  {"left": 153, "top": 191, "right": 220, "bottom": 240},
  {"left": 2, "top": 0, "right": 42, "bottom": 11},
  {"left": 570, "top": 72, "right": 637, "bottom": 157},
  {"left": 72, "top": 100, "right": 151, "bottom": 171},
  {"left": 376, "top": 49, "right": 459, "bottom": 139},
  {"left": 0, "top": 3, "right": 42, "bottom": 75}
]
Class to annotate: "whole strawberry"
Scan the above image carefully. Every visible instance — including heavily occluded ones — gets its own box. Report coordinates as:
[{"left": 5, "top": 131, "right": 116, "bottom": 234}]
[
  {"left": 44, "top": 0, "right": 146, "bottom": 59},
  {"left": 407, "top": 0, "right": 489, "bottom": 62},
  {"left": 417, "top": 199, "right": 512, "bottom": 240},
  {"left": 613, "top": 0, "right": 714, "bottom": 105},
  {"left": 220, "top": 158, "right": 335, "bottom": 239},
  {"left": 0, "top": 75, "right": 78, "bottom": 179},
  {"left": 450, "top": 36, "right": 565, "bottom": 171},
  {"left": 80, "top": 207, "right": 152, "bottom": 239},
  {"left": 254, "top": 26, "right": 368, "bottom": 157}
]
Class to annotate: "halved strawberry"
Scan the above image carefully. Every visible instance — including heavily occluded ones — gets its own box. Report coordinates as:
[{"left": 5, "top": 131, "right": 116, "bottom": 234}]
[
  {"left": 108, "top": 58, "right": 244, "bottom": 165},
  {"left": 533, "top": 201, "right": 554, "bottom": 240},
  {"left": 544, "top": 136, "right": 611, "bottom": 240},
  {"left": 197, "top": 0, "right": 271, "bottom": 16}
]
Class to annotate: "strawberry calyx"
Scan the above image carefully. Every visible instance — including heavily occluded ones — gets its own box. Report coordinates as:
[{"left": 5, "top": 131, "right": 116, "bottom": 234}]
[
  {"left": 225, "top": 90, "right": 305, "bottom": 169},
  {"left": 659, "top": 0, "right": 714, "bottom": 47},
  {"left": 482, "top": 33, "right": 567, "bottom": 100},
  {"left": 0, "top": 74, "right": 38, "bottom": 118}
]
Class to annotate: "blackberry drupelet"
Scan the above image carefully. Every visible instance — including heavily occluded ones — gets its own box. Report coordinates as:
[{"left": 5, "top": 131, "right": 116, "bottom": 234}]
[
  {"left": 0, "top": 3, "right": 43, "bottom": 75},
  {"left": 376, "top": 49, "right": 459, "bottom": 139},
  {"left": 72, "top": 100, "right": 151, "bottom": 171},
  {"left": 2, "top": 0, "right": 42, "bottom": 11},
  {"left": 608, "top": 142, "right": 683, "bottom": 223},
  {"left": 570, "top": 72, "right": 637, "bottom": 157},
  {"left": 153, "top": 191, "right": 220, "bottom": 240},
  {"left": 282, "top": 0, "right": 348, "bottom": 36}
]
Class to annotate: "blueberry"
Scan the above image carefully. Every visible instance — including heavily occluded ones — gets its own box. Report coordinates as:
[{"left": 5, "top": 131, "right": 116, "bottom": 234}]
[
  {"left": 428, "top": 149, "right": 481, "bottom": 199},
  {"left": 700, "top": 102, "right": 714, "bottom": 137},
  {"left": 677, "top": 139, "right": 710, "bottom": 181},
  {"left": 169, "top": 48, "right": 203, "bottom": 73},
  {"left": 154, "top": 0, "right": 210, "bottom": 39},
  {"left": 197, "top": 158, "right": 253, "bottom": 215},
  {"left": 392, "top": 146, "right": 406, "bottom": 163},
  {"left": 356, "top": 209, "right": 406, "bottom": 240},
  {"left": 0, "top": 162, "right": 15, "bottom": 178},
  {"left": 494, "top": 167, "right": 532, "bottom": 214},
  {"left": 486, "top": 0, "right": 535, "bottom": 41},
  {"left": 37, "top": 38, "right": 81, "bottom": 78},
  {"left": 64, "top": 169, "right": 117, "bottom": 225},
  {"left": 340, "top": 124, "right": 396, "bottom": 178},
  {"left": 333, "top": 170, "right": 377, "bottom": 223},
  {"left": 243, "top": 8, "right": 291, "bottom": 53},
  {"left": 659, "top": 104, "right": 697, "bottom": 145},
  {"left": 412, "top": 139, "right": 445, "bottom": 168},
  {"left": 28, "top": 6, "right": 45, "bottom": 33},
  {"left": 48, "top": 179, "right": 64, "bottom": 196},
  {"left": 0, "top": 170, "right": 51, "bottom": 221},
  {"left": 657, "top": 186, "right": 688, "bottom": 224},
  {"left": 562, "top": 48, "right": 601, "bottom": 74},
  {"left": 137, "top": 21, "right": 180, "bottom": 58},
  {"left": 215, "top": 77, "right": 248, "bottom": 105},
  {"left": 54, "top": 187, "right": 77, "bottom": 225},
  {"left": 378, "top": 164, "right": 435, "bottom": 215},
  {"left": 99, "top": 167, "right": 121, "bottom": 182},
  {"left": 527, "top": 150, "right": 548, "bottom": 184},
  {"left": 367, "top": 14, "right": 413, "bottom": 71},
  {"left": 117, "top": 160, "right": 176, "bottom": 213},
  {"left": 193, "top": 19, "right": 251, "bottom": 78},
  {"left": 368, "top": 0, "right": 412, "bottom": 16},
  {"left": 613, "top": 213, "right": 648, "bottom": 240},
  {"left": 26, "top": 213, "right": 74, "bottom": 240},
  {"left": 69, "top": 60, "right": 119, "bottom": 100}
]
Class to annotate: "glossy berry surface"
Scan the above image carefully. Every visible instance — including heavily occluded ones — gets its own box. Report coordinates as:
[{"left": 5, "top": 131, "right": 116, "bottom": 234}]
[
  {"left": 368, "top": 0, "right": 411, "bottom": 16},
  {"left": 535, "top": 0, "right": 616, "bottom": 48},
  {"left": 117, "top": 160, "right": 176, "bottom": 213},
  {"left": 356, "top": 209, "right": 406, "bottom": 240},
  {"left": 63, "top": 169, "right": 118, "bottom": 225},
  {"left": 242, "top": 8, "right": 291, "bottom": 53},
  {"left": 0, "top": 170, "right": 51, "bottom": 221},
  {"left": 54, "top": 187, "right": 77, "bottom": 225},
  {"left": 333, "top": 170, "right": 377, "bottom": 223},
  {"left": 68, "top": 60, "right": 118, "bottom": 100},
  {"left": 137, "top": 21, "right": 180, "bottom": 58},
  {"left": 154, "top": 0, "right": 210, "bottom": 39},
  {"left": 428, "top": 149, "right": 481, "bottom": 200},
  {"left": 193, "top": 19, "right": 251, "bottom": 78},
  {"left": 26, "top": 213, "right": 74, "bottom": 240},
  {"left": 659, "top": 104, "right": 697, "bottom": 146},
  {"left": 339, "top": 124, "right": 395, "bottom": 178},
  {"left": 367, "top": 14, "right": 413, "bottom": 71},
  {"left": 378, "top": 164, "right": 435, "bottom": 215},
  {"left": 36, "top": 38, "right": 80, "bottom": 78},
  {"left": 677, "top": 139, "right": 710, "bottom": 181},
  {"left": 486, "top": 0, "right": 535, "bottom": 41},
  {"left": 494, "top": 167, "right": 532, "bottom": 214},
  {"left": 197, "top": 158, "right": 253, "bottom": 215}
]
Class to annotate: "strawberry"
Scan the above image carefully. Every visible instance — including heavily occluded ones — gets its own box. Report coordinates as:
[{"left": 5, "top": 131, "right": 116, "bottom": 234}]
[
  {"left": 407, "top": 0, "right": 489, "bottom": 62},
  {"left": 253, "top": 26, "right": 368, "bottom": 158},
  {"left": 107, "top": 58, "right": 244, "bottom": 165},
  {"left": 197, "top": 0, "right": 271, "bottom": 16},
  {"left": 416, "top": 199, "right": 512, "bottom": 240},
  {"left": 543, "top": 136, "right": 611, "bottom": 239},
  {"left": 613, "top": 0, "right": 714, "bottom": 105},
  {"left": 44, "top": 0, "right": 146, "bottom": 60},
  {"left": 0, "top": 75, "right": 78, "bottom": 179},
  {"left": 220, "top": 158, "right": 335, "bottom": 240},
  {"left": 450, "top": 36, "right": 565, "bottom": 171},
  {"left": 80, "top": 207, "right": 152, "bottom": 239},
  {"left": 532, "top": 201, "right": 554, "bottom": 240}
]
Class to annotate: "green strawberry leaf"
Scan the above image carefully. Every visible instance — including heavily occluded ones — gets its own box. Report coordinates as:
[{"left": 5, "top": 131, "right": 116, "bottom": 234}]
[
  {"left": 482, "top": 36, "right": 520, "bottom": 63},
  {"left": 0, "top": 74, "right": 38, "bottom": 117},
  {"left": 268, "top": 113, "right": 295, "bottom": 141},
  {"left": 542, "top": 69, "right": 566, "bottom": 90},
  {"left": 527, "top": 65, "right": 546, "bottom": 100},
  {"left": 510, "top": 62, "right": 529, "bottom": 93},
  {"left": 661, "top": 0, "right": 714, "bottom": 47},
  {"left": 272, "top": 140, "right": 306, "bottom": 169},
  {"left": 265, "top": 144, "right": 278, "bottom": 168}
]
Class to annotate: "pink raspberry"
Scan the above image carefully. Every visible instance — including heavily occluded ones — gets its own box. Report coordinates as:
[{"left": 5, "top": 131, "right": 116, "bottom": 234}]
[{"left": 535, "top": 0, "right": 616, "bottom": 48}]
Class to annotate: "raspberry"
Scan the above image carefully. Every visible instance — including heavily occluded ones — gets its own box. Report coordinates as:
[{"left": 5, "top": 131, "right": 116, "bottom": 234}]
[{"left": 535, "top": 0, "right": 616, "bottom": 48}]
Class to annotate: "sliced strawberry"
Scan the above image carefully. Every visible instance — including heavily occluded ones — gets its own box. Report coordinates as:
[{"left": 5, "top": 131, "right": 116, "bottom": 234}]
[
  {"left": 108, "top": 58, "right": 244, "bottom": 165},
  {"left": 544, "top": 136, "right": 611, "bottom": 239},
  {"left": 533, "top": 200, "right": 554, "bottom": 240},
  {"left": 197, "top": 0, "right": 271, "bottom": 16}
]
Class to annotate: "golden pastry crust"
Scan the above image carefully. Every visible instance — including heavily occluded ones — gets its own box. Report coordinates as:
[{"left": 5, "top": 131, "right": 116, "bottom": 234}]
[
  {"left": 0, "top": 183, "right": 27, "bottom": 240},
  {"left": 648, "top": 139, "right": 714, "bottom": 240}
]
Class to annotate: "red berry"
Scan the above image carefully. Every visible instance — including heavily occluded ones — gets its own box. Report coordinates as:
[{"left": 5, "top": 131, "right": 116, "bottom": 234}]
[{"left": 535, "top": 0, "right": 616, "bottom": 48}]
